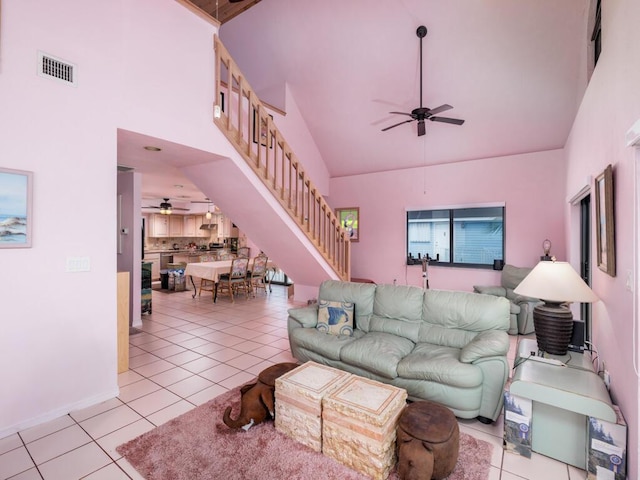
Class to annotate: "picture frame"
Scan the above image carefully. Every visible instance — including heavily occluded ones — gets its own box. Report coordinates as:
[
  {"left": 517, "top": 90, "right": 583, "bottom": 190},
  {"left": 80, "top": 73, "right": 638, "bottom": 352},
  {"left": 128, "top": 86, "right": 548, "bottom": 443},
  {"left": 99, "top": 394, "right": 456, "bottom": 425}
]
[
  {"left": 595, "top": 164, "right": 615, "bottom": 276},
  {"left": 336, "top": 207, "right": 359, "bottom": 242},
  {"left": 0, "top": 167, "right": 33, "bottom": 248},
  {"left": 252, "top": 110, "right": 273, "bottom": 148}
]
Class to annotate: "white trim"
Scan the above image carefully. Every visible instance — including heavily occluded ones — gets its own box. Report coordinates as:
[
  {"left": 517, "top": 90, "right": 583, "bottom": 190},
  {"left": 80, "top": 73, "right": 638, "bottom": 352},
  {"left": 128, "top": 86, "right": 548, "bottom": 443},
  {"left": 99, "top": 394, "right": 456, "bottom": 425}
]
[
  {"left": 0, "top": 387, "right": 119, "bottom": 439},
  {"left": 568, "top": 182, "right": 591, "bottom": 205}
]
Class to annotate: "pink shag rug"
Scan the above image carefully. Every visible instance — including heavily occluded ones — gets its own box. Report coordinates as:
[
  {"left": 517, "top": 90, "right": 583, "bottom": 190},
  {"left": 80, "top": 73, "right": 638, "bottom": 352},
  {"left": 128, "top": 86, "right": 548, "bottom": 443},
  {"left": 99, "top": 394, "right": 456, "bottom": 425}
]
[{"left": 117, "top": 385, "right": 493, "bottom": 480}]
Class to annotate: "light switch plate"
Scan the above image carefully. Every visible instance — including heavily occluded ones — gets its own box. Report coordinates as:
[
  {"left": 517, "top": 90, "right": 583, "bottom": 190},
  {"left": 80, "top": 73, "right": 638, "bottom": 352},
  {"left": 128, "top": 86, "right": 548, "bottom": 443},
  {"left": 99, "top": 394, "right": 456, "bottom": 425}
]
[{"left": 66, "top": 256, "right": 91, "bottom": 272}]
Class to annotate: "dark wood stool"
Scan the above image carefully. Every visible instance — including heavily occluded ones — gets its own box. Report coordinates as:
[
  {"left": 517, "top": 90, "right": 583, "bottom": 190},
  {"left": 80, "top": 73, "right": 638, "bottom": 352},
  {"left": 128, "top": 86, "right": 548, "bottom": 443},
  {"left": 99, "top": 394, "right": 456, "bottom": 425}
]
[{"left": 396, "top": 400, "right": 460, "bottom": 480}]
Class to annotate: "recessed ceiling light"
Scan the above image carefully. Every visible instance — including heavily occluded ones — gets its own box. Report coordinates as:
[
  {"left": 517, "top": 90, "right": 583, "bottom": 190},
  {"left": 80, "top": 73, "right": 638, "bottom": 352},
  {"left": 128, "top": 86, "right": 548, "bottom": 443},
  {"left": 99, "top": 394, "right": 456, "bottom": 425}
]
[
  {"left": 143, "top": 146, "right": 162, "bottom": 152},
  {"left": 174, "top": 184, "right": 184, "bottom": 189}
]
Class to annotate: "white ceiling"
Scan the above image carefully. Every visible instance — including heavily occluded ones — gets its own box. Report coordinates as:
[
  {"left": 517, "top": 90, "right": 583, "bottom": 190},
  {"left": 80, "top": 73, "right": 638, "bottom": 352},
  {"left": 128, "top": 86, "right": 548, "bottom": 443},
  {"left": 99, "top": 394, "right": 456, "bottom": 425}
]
[{"left": 119, "top": 0, "right": 591, "bottom": 199}]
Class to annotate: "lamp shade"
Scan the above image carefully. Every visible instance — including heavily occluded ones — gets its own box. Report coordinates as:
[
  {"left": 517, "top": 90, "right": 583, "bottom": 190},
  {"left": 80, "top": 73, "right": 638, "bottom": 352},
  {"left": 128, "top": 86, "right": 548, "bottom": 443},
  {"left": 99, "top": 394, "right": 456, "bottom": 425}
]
[
  {"left": 514, "top": 261, "right": 598, "bottom": 355},
  {"left": 513, "top": 261, "right": 598, "bottom": 304}
]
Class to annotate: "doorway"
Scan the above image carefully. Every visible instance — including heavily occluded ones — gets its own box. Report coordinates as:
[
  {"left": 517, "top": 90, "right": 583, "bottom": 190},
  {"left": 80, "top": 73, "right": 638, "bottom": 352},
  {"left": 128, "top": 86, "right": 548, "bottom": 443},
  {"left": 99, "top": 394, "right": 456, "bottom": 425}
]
[{"left": 580, "top": 194, "right": 592, "bottom": 342}]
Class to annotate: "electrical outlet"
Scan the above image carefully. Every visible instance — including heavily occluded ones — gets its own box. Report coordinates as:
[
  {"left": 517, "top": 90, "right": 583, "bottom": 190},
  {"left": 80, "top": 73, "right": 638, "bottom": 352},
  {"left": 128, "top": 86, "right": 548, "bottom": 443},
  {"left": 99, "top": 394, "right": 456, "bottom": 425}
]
[{"left": 604, "top": 369, "right": 611, "bottom": 390}]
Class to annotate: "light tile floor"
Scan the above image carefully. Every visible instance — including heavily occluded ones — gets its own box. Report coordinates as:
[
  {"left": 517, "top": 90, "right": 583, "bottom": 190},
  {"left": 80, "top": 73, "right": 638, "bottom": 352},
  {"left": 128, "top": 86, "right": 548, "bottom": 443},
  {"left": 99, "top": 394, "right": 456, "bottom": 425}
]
[{"left": 0, "top": 285, "right": 587, "bottom": 479}]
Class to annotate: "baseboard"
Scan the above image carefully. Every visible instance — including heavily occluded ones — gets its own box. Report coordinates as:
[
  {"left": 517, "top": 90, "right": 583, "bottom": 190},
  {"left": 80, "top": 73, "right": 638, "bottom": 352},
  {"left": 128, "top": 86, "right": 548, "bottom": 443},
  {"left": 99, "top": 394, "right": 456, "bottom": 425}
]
[{"left": 0, "top": 387, "right": 119, "bottom": 440}]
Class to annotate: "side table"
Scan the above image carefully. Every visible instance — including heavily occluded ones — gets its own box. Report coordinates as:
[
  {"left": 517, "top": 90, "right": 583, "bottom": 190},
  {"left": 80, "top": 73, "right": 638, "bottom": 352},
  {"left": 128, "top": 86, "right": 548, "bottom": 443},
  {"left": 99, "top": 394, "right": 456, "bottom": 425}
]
[{"left": 509, "top": 339, "right": 616, "bottom": 468}]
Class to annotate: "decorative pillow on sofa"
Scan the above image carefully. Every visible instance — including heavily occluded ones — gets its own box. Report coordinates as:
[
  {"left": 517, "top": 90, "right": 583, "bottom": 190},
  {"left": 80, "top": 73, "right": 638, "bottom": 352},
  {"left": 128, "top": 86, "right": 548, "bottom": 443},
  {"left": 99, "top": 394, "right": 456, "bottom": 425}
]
[{"left": 316, "top": 299, "right": 354, "bottom": 336}]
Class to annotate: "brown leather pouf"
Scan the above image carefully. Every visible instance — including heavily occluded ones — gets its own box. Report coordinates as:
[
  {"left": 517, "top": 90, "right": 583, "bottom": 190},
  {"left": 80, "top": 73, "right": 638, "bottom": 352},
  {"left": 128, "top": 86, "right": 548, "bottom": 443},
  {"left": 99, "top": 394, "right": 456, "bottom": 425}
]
[{"left": 396, "top": 400, "right": 460, "bottom": 480}]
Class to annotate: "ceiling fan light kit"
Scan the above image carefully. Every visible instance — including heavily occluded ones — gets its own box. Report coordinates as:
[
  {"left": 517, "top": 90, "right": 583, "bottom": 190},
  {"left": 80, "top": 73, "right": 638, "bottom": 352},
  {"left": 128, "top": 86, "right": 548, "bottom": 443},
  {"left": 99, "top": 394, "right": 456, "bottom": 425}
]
[{"left": 382, "top": 25, "right": 465, "bottom": 137}]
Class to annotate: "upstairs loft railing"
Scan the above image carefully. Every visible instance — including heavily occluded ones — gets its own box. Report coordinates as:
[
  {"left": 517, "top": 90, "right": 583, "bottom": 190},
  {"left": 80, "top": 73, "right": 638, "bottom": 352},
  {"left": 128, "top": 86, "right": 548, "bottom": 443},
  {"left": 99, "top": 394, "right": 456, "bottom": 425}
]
[{"left": 213, "top": 36, "right": 350, "bottom": 281}]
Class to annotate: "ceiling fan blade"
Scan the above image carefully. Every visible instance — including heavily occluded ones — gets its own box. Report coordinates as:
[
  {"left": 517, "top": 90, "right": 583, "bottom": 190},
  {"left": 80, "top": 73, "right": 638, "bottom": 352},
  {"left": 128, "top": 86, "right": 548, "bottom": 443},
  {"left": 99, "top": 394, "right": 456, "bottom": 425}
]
[
  {"left": 417, "top": 120, "right": 426, "bottom": 136},
  {"left": 389, "top": 111, "right": 414, "bottom": 117},
  {"left": 430, "top": 116, "right": 465, "bottom": 125},
  {"left": 382, "top": 119, "right": 414, "bottom": 132},
  {"left": 428, "top": 104, "right": 453, "bottom": 115}
]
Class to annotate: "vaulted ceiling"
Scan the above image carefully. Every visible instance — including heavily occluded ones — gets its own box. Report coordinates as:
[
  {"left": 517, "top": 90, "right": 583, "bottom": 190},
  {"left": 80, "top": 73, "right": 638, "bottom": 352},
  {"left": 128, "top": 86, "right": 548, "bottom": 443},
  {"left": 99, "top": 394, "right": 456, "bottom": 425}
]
[
  {"left": 218, "top": 0, "right": 591, "bottom": 178},
  {"left": 122, "top": 0, "right": 592, "bottom": 202}
]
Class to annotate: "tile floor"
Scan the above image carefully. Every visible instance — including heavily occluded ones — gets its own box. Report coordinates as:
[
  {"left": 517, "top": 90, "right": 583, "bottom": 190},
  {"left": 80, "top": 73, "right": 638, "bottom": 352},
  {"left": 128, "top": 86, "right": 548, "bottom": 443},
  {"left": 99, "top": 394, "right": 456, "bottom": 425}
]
[{"left": 1, "top": 284, "right": 587, "bottom": 479}]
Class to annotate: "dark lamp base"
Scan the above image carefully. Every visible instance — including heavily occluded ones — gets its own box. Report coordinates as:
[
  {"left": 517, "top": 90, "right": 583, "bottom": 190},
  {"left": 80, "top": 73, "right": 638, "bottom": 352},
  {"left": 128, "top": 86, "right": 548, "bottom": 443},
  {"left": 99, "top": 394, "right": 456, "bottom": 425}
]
[{"left": 533, "top": 302, "right": 574, "bottom": 355}]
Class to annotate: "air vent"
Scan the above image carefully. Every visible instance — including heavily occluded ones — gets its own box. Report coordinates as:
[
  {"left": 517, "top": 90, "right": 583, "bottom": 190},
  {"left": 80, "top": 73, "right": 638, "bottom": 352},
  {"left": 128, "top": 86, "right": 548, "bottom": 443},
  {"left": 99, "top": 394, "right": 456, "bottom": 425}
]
[{"left": 38, "top": 51, "right": 77, "bottom": 86}]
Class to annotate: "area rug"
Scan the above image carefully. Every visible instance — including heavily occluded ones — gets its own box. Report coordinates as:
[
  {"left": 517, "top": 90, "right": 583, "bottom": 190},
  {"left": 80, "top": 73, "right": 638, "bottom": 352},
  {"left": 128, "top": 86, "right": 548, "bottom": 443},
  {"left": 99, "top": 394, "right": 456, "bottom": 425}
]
[{"left": 117, "top": 385, "right": 493, "bottom": 480}]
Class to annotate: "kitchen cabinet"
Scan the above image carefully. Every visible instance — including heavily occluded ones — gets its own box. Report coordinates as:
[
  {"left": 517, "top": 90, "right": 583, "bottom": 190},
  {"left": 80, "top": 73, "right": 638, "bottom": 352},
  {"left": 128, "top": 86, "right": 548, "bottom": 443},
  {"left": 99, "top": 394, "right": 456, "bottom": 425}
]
[
  {"left": 150, "top": 214, "right": 169, "bottom": 237},
  {"left": 145, "top": 253, "right": 161, "bottom": 281},
  {"left": 218, "top": 215, "right": 231, "bottom": 237},
  {"left": 184, "top": 216, "right": 197, "bottom": 236},
  {"left": 169, "top": 215, "right": 183, "bottom": 236}
]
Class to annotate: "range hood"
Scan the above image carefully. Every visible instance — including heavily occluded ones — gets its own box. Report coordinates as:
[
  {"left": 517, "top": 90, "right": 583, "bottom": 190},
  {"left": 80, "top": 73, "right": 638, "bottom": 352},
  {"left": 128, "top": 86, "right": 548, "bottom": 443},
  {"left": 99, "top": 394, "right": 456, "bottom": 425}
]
[{"left": 199, "top": 223, "right": 218, "bottom": 230}]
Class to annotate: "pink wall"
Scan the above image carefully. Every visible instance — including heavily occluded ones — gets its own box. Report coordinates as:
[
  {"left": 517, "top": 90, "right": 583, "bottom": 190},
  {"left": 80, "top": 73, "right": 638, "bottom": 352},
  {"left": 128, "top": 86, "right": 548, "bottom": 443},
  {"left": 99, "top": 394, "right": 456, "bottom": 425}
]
[
  {"left": 564, "top": 1, "right": 640, "bottom": 477},
  {"left": 329, "top": 149, "right": 567, "bottom": 291},
  {"left": 0, "top": 0, "right": 225, "bottom": 437}
]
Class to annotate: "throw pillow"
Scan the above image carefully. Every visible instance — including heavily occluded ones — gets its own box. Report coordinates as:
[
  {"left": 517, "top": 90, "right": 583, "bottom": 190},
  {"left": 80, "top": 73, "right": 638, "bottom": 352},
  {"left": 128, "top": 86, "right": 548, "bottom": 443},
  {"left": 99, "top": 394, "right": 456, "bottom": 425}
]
[{"left": 316, "top": 299, "right": 354, "bottom": 336}]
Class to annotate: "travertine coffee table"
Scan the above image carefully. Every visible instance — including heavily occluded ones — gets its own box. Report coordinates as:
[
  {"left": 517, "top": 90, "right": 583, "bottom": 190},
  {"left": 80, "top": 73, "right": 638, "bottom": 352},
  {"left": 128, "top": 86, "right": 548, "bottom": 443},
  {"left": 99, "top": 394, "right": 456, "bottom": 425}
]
[
  {"left": 322, "top": 376, "right": 407, "bottom": 480},
  {"left": 275, "top": 361, "right": 351, "bottom": 452}
]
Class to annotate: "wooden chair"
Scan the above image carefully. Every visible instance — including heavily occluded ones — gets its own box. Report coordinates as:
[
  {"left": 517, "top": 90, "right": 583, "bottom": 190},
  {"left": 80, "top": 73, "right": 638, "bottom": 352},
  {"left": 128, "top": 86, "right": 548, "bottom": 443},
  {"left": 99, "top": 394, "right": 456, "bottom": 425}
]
[
  {"left": 247, "top": 254, "right": 269, "bottom": 296},
  {"left": 237, "top": 246, "right": 250, "bottom": 258},
  {"left": 217, "top": 257, "right": 250, "bottom": 302},
  {"left": 198, "top": 254, "right": 216, "bottom": 297}
]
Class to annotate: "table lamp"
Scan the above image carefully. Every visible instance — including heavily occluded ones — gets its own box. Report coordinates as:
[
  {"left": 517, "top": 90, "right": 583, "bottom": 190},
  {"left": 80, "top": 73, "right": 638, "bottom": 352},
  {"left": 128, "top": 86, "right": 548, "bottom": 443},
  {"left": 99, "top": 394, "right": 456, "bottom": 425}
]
[{"left": 513, "top": 260, "right": 598, "bottom": 355}]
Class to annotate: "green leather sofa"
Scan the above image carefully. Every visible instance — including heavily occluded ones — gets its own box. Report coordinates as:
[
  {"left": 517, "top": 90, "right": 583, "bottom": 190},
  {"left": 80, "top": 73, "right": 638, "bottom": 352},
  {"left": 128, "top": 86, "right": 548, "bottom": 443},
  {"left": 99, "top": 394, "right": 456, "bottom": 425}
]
[{"left": 287, "top": 280, "right": 511, "bottom": 423}]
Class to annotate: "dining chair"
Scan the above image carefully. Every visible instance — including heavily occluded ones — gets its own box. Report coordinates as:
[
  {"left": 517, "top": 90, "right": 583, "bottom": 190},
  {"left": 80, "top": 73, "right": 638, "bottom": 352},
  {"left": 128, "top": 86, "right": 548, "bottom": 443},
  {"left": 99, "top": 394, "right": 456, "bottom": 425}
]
[
  {"left": 217, "top": 257, "right": 250, "bottom": 302},
  {"left": 197, "top": 254, "right": 216, "bottom": 297},
  {"left": 247, "top": 254, "right": 269, "bottom": 296},
  {"left": 237, "top": 246, "right": 250, "bottom": 258}
]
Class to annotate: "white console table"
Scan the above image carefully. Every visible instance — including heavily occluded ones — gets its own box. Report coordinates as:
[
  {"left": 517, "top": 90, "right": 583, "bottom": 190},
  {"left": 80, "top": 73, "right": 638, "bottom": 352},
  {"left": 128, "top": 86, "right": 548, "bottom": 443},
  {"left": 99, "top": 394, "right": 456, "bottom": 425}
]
[{"left": 509, "top": 339, "right": 616, "bottom": 468}]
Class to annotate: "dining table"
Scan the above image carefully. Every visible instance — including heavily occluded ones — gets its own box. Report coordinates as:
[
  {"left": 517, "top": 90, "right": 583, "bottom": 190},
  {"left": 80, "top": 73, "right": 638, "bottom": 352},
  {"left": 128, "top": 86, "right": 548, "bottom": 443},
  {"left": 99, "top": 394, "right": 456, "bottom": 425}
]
[{"left": 185, "top": 259, "right": 277, "bottom": 302}]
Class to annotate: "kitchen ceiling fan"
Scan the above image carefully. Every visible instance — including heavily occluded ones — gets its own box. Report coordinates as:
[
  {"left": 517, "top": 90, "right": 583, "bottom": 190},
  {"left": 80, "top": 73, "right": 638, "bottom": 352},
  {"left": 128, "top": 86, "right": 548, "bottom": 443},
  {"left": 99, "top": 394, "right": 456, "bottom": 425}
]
[
  {"left": 382, "top": 25, "right": 465, "bottom": 137},
  {"left": 144, "top": 198, "right": 190, "bottom": 214}
]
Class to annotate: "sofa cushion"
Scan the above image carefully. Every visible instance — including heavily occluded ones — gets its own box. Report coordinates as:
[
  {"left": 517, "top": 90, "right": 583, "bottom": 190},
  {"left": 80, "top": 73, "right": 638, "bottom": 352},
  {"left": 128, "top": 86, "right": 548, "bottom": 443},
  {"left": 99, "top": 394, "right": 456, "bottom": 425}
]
[
  {"left": 319, "top": 280, "right": 376, "bottom": 331},
  {"left": 501, "top": 264, "right": 532, "bottom": 290},
  {"left": 317, "top": 299, "right": 354, "bottom": 336},
  {"left": 290, "top": 327, "right": 362, "bottom": 361},
  {"left": 373, "top": 284, "right": 424, "bottom": 324},
  {"left": 397, "top": 343, "right": 483, "bottom": 388},
  {"left": 339, "top": 332, "right": 415, "bottom": 379},
  {"left": 420, "top": 290, "right": 510, "bottom": 348}
]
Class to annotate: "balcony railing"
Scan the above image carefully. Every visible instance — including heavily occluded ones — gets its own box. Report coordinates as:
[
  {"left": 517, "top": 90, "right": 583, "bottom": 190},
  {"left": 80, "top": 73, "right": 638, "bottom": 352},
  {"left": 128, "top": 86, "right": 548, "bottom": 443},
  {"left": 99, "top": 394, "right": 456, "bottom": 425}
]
[{"left": 213, "top": 36, "right": 350, "bottom": 281}]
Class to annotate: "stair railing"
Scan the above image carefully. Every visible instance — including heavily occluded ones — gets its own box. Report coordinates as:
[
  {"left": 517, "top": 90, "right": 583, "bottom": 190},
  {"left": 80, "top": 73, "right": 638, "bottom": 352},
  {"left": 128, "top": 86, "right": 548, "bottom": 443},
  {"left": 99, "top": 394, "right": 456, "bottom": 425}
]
[{"left": 213, "top": 35, "right": 350, "bottom": 281}]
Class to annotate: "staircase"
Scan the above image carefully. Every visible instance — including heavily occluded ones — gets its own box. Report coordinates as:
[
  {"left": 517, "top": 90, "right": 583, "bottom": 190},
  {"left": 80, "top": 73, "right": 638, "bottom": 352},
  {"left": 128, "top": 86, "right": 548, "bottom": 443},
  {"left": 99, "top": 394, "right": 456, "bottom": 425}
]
[{"left": 182, "top": 36, "right": 350, "bottom": 289}]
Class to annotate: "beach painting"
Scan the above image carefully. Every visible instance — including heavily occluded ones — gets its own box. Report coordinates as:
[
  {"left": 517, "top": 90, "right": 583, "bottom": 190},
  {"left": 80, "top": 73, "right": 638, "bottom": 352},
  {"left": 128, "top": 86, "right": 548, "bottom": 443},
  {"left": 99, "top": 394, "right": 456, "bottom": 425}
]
[{"left": 0, "top": 167, "right": 33, "bottom": 248}]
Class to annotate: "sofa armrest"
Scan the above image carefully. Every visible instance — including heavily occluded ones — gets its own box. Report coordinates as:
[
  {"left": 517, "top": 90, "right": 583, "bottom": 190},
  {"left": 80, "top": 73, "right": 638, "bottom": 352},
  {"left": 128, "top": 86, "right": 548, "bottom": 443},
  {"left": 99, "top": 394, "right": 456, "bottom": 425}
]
[
  {"left": 511, "top": 294, "right": 541, "bottom": 306},
  {"left": 287, "top": 305, "right": 318, "bottom": 328},
  {"left": 460, "top": 331, "right": 509, "bottom": 363},
  {"left": 473, "top": 285, "right": 507, "bottom": 297}
]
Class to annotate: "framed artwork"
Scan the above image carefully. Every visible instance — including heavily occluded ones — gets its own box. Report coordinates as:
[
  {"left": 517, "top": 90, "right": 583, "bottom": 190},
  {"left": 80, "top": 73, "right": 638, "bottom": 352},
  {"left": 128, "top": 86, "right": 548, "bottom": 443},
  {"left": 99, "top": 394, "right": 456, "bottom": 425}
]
[
  {"left": 336, "top": 207, "right": 359, "bottom": 242},
  {"left": 0, "top": 167, "right": 33, "bottom": 248},
  {"left": 252, "top": 110, "right": 273, "bottom": 148},
  {"left": 595, "top": 164, "right": 615, "bottom": 276}
]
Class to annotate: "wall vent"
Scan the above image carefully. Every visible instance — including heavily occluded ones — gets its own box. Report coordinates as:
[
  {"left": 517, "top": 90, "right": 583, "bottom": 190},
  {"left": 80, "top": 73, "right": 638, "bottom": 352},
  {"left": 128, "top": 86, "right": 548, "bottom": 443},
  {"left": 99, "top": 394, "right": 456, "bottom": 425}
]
[{"left": 38, "top": 51, "right": 77, "bottom": 86}]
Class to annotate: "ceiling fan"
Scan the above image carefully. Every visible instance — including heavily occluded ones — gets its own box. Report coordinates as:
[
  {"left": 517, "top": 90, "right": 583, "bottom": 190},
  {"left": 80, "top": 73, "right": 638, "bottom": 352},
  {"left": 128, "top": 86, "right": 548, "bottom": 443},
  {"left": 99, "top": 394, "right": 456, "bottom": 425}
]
[
  {"left": 144, "top": 198, "right": 190, "bottom": 214},
  {"left": 382, "top": 25, "right": 465, "bottom": 137}
]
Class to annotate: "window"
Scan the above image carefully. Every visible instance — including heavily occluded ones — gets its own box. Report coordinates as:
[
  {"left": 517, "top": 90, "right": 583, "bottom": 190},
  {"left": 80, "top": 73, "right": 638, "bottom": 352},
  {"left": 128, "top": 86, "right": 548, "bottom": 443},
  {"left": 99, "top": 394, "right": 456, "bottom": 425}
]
[{"left": 406, "top": 205, "right": 505, "bottom": 268}]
